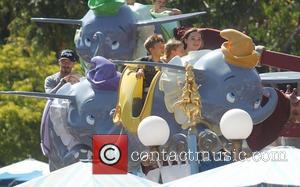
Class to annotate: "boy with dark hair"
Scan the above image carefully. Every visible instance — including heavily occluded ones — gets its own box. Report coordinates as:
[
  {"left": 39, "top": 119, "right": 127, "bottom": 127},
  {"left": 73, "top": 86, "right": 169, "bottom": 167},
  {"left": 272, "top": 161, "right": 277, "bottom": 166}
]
[
  {"left": 133, "top": 34, "right": 165, "bottom": 116},
  {"left": 136, "top": 34, "right": 165, "bottom": 89}
]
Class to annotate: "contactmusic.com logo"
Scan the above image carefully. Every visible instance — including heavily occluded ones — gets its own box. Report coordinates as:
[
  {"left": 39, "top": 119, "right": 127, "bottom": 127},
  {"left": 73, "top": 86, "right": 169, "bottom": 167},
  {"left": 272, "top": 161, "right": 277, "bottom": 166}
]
[{"left": 92, "top": 135, "right": 128, "bottom": 174}]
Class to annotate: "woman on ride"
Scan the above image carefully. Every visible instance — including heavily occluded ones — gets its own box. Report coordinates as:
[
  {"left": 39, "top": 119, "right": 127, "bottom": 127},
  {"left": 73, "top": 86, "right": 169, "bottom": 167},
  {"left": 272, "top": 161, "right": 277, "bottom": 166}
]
[
  {"left": 181, "top": 28, "right": 204, "bottom": 54},
  {"left": 179, "top": 28, "right": 209, "bottom": 65}
]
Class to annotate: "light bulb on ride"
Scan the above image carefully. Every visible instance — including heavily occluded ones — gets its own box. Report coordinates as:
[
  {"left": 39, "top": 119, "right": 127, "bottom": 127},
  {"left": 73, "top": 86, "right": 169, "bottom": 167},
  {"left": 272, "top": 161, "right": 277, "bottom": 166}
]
[
  {"left": 220, "top": 109, "right": 253, "bottom": 140},
  {"left": 137, "top": 116, "right": 170, "bottom": 146}
]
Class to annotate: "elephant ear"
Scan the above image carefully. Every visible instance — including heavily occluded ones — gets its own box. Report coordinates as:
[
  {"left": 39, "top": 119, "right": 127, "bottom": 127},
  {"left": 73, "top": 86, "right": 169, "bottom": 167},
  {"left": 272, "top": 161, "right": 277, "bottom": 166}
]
[
  {"left": 161, "top": 56, "right": 205, "bottom": 85},
  {"left": 159, "top": 57, "right": 205, "bottom": 126},
  {"left": 159, "top": 56, "right": 186, "bottom": 113}
]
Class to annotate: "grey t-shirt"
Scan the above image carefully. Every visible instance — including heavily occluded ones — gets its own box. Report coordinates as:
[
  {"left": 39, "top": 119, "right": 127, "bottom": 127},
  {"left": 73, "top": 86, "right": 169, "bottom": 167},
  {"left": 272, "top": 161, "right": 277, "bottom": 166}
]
[{"left": 44, "top": 72, "right": 62, "bottom": 93}]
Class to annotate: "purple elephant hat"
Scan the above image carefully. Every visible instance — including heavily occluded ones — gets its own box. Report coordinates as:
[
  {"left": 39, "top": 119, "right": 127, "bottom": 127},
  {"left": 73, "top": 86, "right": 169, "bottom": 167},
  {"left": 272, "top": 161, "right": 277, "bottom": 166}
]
[{"left": 87, "top": 56, "right": 121, "bottom": 91}]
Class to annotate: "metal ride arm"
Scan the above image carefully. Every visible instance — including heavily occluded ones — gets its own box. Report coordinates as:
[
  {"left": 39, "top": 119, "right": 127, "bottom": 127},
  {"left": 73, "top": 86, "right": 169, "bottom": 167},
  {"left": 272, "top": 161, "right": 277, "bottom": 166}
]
[
  {"left": 0, "top": 91, "right": 75, "bottom": 102},
  {"left": 31, "top": 18, "right": 82, "bottom": 25},
  {"left": 112, "top": 60, "right": 187, "bottom": 71},
  {"left": 136, "top": 12, "right": 206, "bottom": 27},
  {"left": 260, "top": 50, "right": 300, "bottom": 72}
]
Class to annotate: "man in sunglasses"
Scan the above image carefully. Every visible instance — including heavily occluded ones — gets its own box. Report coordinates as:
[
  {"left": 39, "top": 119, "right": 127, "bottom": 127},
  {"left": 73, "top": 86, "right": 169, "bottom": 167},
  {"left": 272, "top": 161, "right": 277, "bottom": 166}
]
[{"left": 44, "top": 49, "right": 81, "bottom": 93}]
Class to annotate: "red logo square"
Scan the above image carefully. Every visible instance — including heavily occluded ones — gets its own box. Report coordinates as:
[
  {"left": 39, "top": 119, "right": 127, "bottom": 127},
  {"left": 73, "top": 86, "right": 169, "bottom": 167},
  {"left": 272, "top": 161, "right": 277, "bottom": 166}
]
[{"left": 92, "top": 134, "right": 128, "bottom": 174}]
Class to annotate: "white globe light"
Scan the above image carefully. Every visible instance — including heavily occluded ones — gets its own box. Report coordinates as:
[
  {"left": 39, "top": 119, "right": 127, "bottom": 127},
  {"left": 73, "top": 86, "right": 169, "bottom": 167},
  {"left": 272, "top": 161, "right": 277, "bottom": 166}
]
[
  {"left": 220, "top": 109, "right": 253, "bottom": 140},
  {"left": 137, "top": 116, "right": 170, "bottom": 146}
]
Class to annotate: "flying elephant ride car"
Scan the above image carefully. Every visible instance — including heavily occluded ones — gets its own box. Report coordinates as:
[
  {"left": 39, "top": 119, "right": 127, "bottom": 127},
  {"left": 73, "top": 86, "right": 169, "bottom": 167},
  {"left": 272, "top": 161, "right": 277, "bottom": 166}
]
[{"left": 1, "top": 0, "right": 300, "bottom": 183}]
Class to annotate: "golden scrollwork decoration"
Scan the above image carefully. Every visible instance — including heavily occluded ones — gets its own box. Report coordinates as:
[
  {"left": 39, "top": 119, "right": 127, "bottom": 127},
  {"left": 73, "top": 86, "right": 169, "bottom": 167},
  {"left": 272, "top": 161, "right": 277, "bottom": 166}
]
[{"left": 174, "top": 64, "right": 203, "bottom": 129}]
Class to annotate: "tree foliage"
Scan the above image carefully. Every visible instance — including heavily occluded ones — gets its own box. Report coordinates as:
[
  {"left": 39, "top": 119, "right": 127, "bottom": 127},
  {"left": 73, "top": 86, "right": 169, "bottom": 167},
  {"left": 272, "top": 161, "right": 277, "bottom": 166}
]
[
  {"left": 0, "top": 37, "right": 58, "bottom": 165},
  {"left": 166, "top": 0, "right": 300, "bottom": 55},
  {"left": 0, "top": 0, "right": 299, "bottom": 166},
  {"left": 0, "top": 0, "right": 88, "bottom": 51}
]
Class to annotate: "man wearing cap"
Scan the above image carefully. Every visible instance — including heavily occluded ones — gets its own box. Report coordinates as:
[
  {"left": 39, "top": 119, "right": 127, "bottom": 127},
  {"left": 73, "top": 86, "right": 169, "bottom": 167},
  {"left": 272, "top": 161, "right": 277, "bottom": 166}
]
[{"left": 44, "top": 49, "right": 80, "bottom": 93}]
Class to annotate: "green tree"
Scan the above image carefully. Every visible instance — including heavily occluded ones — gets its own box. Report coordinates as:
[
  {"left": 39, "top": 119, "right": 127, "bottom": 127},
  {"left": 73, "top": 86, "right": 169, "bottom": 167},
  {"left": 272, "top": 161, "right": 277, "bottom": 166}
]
[
  {"left": 166, "top": 0, "right": 300, "bottom": 55},
  {"left": 0, "top": 37, "right": 58, "bottom": 166},
  {"left": 0, "top": 0, "right": 89, "bottom": 52},
  {"left": 0, "top": 0, "right": 86, "bottom": 166}
]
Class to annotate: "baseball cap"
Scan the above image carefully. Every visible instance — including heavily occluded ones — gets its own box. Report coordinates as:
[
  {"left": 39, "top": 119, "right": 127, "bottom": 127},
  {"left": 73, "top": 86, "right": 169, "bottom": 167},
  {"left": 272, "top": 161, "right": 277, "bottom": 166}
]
[{"left": 59, "top": 49, "right": 78, "bottom": 62}]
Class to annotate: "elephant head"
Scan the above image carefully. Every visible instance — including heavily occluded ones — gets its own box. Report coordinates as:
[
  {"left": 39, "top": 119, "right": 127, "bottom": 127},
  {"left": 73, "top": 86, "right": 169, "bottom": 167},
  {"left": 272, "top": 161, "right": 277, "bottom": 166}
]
[
  {"left": 192, "top": 29, "right": 278, "bottom": 131},
  {"left": 74, "top": 6, "right": 137, "bottom": 63},
  {"left": 56, "top": 57, "right": 122, "bottom": 137}
]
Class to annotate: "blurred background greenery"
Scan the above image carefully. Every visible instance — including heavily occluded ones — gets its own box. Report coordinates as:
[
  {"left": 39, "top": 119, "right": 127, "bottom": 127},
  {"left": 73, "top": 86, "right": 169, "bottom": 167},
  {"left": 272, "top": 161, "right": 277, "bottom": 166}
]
[{"left": 0, "top": 0, "right": 299, "bottom": 166}]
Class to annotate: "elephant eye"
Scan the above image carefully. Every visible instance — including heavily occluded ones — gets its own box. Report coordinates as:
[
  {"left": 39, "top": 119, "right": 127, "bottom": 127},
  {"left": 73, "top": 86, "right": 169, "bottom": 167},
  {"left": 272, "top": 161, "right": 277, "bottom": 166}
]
[
  {"left": 226, "top": 92, "right": 235, "bottom": 103},
  {"left": 84, "top": 38, "right": 91, "bottom": 47},
  {"left": 112, "top": 41, "right": 120, "bottom": 50},
  {"left": 253, "top": 99, "right": 261, "bottom": 109},
  {"left": 86, "top": 114, "right": 95, "bottom": 125}
]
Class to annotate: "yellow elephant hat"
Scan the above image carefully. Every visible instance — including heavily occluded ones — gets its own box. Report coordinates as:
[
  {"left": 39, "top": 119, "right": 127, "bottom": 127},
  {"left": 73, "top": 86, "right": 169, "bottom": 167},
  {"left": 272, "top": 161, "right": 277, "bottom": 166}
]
[{"left": 220, "top": 29, "right": 259, "bottom": 69}]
